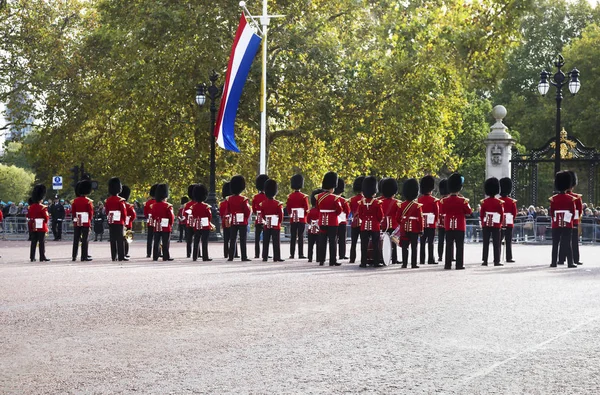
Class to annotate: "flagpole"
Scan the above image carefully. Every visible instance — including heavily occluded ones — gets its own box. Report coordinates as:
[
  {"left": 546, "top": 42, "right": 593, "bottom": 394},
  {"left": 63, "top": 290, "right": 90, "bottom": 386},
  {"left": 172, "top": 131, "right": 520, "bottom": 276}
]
[{"left": 259, "top": 0, "right": 268, "bottom": 174}]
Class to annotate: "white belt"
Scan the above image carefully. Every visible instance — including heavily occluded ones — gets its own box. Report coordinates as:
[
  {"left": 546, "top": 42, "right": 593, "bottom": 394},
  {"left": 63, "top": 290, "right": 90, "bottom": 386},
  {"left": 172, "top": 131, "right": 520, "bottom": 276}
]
[
  {"left": 408, "top": 216, "right": 419, "bottom": 220},
  {"left": 321, "top": 210, "right": 335, "bottom": 213}
]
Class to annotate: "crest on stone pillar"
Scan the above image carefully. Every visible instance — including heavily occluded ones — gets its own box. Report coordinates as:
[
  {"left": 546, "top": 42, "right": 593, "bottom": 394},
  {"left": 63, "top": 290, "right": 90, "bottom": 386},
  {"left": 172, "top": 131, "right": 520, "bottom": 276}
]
[{"left": 491, "top": 144, "right": 503, "bottom": 166}]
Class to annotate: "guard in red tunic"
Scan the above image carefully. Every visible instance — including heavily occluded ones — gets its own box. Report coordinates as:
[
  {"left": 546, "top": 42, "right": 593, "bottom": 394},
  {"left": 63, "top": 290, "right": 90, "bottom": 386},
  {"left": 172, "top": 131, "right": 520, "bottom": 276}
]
[
  {"left": 105, "top": 177, "right": 128, "bottom": 262},
  {"left": 28, "top": 184, "right": 50, "bottom": 262},
  {"left": 219, "top": 182, "right": 234, "bottom": 259},
  {"left": 183, "top": 184, "right": 197, "bottom": 258},
  {"left": 227, "top": 175, "right": 252, "bottom": 261},
  {"left": 260, "top": 179, "right": 285, "bottom": 262},
  {"left": 334, "top": 178, "right": 351, "bottom": 260},
  {"left": 348, "top": 176, "right": 365, "bottom": 263},
  {"left": 480, "top": 177, "right": 504, "bottom": 266},
  {"left": 418, "top": 175, "right": 439, "bottom": 265},
  {"left": 306, "top": 189, "right": 322, "bottom": 263},
  {"left": 499, "top": 177, "right": 517, "bottom": 263},
  {"left": 316, "top": 172, "right": 343, "bottom": 266},
  {"left": 191, "top": 184, "right": 213, "bottom": 262},
  {"left": 379, "top": 178, "right": 400, "bottom": 264},
  {"left": 144, "top": 184, "right": 157, "bottom": 258},
  {"left": 72, "top": 180, "right": 94, "bottom": 261},
  {"left": 357, "top": 176, "right": 384, "bottom": 268},
  {"left": 549, "top": 171, "right": 577, "bottom": 268},
  {"left": 177, "top": 196, "right": 189, "bottom": 243},
  {"left": 286, "top": 174, "right": 309, "bottom": 259},
  {"left": 252, "top": 174, "right": 269, "bottom": 259},
  {"left": 439, "top": 173, "right": 473, "bottom": 270},
  {"left": 150, "top": 183, "right": 174, "bottom": 261},
  {"left": 120, "top": 185, "right": 137, "bottom": 259},
  {"left": 559, "top": 171, "right": 583, "bottom": 265},
  {"left": 397, "top": 178, "right": 423, "bottom": 268},
  {"left": 437, "top": 179, "right": 449, "bottom": 262}
]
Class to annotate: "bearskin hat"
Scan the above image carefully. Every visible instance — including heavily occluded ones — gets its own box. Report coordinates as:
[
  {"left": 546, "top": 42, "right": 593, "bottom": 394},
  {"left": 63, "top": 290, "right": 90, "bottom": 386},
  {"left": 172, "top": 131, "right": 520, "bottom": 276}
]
[
  {"left": 362, "top": 176, "right": 378, "bottom": 198},
  {"left": 155, "top": 183, "right": 169, "bottom": 202},
  {"left": 378, "top": 178, "right": 387, "bottom": 196},
  {"left": 420, "top": 175, "right": 435, "bottom": 195},
  {"left": 180, "top": 196, "right": 189, "bottom": 205},
  {"left": 352, "top": 176, "right": 365, "bottom": 194},
  {"left": 222, "top": 182, "right": 231, "bottom": 199},
  {"left": 120, "top": 185, "right": 131, "bottom": 201},
  {"left": 310, "top": 189, "right": 323, "bottom": 207},
  {"left": 149, "top": 183, "right": 158, "bottom": 198},
  {"left": 321, "top": 171, "right": 338, "bottom": 190},
  {"left": 555, "top": 171, "right": 572, "bottom": 192},
  {"left": 334, "top": 178, "right": 345, "bottom": 195},
  {"left": 484, "top": 177, "right": 500, "bottom": 197},
  {"left": 448, "top": 173, "right": 463, "bottom": 194},
  {"left": 500, "top": 177, "right": 512, "bottom": 197},
  {"left": 74, "top": 181, "right": 82, "bottom": 197},
  {"left": 193, "top": 184, "right": 207, "bottom": 203},
  {"left": 290, "top": 174, "right": 304, "bottom": 190},
  {"left": 31, "top": 184, "right": 46, "bottom": 203},
  {"left": 439, "top": 179, "right": 449, "bottom": 196},
  {"left": 108, "top": 177, "right": 122, "bottom": 196},
  {"left": 381, "top": 178, "right": 399, "bottom": 198},
  {"left": 264, "top": 179, "right": 278, "bottom": 199},
  {"left": 79, "top": 180, "right": 92, "bottom": 196},
  {"left": 568, "top": 170, "right": 578, "bottom": 188},
  {"left": 187, "top": 184, "right": 196, "bottom": 200},
  {"left": 402, "top": 178, "right": 419, "bottom": 201},
  {"left": 230, "top": 175, "right": 246, "bottom": 195},
  {"left": 255, "top": 174, "right": 269, "bottom": 192}
]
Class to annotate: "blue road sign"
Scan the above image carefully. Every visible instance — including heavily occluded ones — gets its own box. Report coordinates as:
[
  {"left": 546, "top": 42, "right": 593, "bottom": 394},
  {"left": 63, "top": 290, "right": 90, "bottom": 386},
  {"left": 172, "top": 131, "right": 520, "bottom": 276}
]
[{"left": 52, "top": 176, "right": 63, "bottom": 190}]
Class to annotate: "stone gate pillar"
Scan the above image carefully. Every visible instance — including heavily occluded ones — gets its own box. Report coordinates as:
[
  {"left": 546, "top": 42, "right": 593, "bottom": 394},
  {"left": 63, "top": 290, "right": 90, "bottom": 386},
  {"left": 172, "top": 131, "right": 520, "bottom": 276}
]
[{"left": 485, "top": 105, "right": 515, "bottom": 180}]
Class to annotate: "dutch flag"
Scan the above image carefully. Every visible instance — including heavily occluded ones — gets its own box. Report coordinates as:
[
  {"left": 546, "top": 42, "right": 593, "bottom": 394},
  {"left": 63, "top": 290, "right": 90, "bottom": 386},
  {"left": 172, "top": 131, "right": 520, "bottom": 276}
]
[{"left": 214, "top": 15, "right": 262, "bottom": 153}]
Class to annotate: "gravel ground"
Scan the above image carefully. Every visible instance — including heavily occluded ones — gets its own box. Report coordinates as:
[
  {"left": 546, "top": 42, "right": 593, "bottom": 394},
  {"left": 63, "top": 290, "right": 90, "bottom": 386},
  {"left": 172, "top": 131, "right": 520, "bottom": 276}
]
[{"left": 1, "top": 240, "right": 600, "bottom": 394}]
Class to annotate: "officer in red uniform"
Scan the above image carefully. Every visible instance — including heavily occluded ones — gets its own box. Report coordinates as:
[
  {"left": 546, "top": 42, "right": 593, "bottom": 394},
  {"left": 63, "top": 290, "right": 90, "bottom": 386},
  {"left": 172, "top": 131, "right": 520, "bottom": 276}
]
[
  {"left": 177, "top": 196, "right": 189, "bottom": 243},
  {"left": 316, "top": 172, "right": 343, "bottom": 266},
  {"left": 183, "top": 184, "right": 197, "bottom": 258},
  {"left": 357, "top": 176, "right": 384, "bottom": 268},
  {"left": 379, "top": 178, "right": 400, "bottom": 264},
  {"left": 150, "top": 183, "right": 174, "bottom": 261},
  {"left": 499, "top": 177, "right": 517, "bottom": 263},
  {"left": 418, "top": 175, "right": 439, "bottom": 265},
  {"left": 437, "top": 179, "right": 449, "bottom": 262},
  {"left": 439, "top": 173, "right": 473, "bottom": 270},
  {"left": 559, "top": 171, "right": 583, "bottom": 265},
  {"left": 191, "top": 184, "right": 213, "bottom": 262},
  {"left": 348, "top": 176, "right": 365, "bottom": 263},
  {"left": 219, "top": 182, "right": 234, "bottom": 259},
  {"left": 105, "top": 177, "right": 128, "bottom": 262},
  {"left": 227, "top": 175, "right": 252, "bottom": 262},
  {"left": 397, "top": 178, "right": 423, "bottom": 269},
  {"left": 480, "top": 177, "right": 504, "bottom": 266},
  {"left": 72, "top": 180, "right": 94, "bottom": 261},
  {"left": 334, "top": 178, "right": 351, "bottom": 260},
  {"left": 120, "top": 185, "right": 137, "bottom": 259},
  {"left": 144, "top": 184, "right": 157, "bottom": 258},
  {"left": 252, "top": 174, "right": 269, "bottom": 259},
  {"left": 28, "top": 184, "right": 51, "bottom": 262},
  {"left": 549, "top": 171, "right": 577, "bottom": 268},
  {"left": 260, "top": 179, "right": 285, "bottom": 262},
  {"left": 286, "top": 174, "right": 309, "bottom": 259},
  {"left": 306, "top": 189, "right": 322, "bottom": 263}
]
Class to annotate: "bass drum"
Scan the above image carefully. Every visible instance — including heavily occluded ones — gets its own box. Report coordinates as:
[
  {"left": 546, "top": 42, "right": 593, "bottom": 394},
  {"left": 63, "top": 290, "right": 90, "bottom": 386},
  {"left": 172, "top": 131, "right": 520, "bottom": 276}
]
[{"left": 381, "top": 232, "right": 392, "bottom": 266}]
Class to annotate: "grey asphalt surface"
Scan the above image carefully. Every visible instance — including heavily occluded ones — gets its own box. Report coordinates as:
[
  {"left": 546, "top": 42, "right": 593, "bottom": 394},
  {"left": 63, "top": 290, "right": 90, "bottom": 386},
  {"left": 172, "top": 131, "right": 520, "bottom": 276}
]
[{"left": 1, "top": 239, "right": 600, "bottom": 394}]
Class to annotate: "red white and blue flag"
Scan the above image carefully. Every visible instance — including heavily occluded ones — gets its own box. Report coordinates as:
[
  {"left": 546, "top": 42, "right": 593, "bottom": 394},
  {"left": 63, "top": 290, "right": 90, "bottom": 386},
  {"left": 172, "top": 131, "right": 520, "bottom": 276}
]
[{"left": 214, "top": 15, "right": 262, "bottom": 153}]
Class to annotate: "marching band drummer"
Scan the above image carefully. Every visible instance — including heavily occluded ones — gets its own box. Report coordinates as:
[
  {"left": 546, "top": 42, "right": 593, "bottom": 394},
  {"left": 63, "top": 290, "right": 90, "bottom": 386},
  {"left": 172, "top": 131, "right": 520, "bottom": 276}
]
[
  {"left": 252, "top": 174, "right": 270, "bottom": 259},
  {"left": 120, "top": 185, "right": 136, "bottom": 259},
  {"left": 71, "top": 180, "right": 94, "bottom": 262},
  {"left": 549, "top": 171, "right": 577, "bottom": 268},
  {"left": 191, "top": 184, "right": 213, "bottom": 262},
  {"left": 150, "top": 183, "right": 174, "bottom": 261},
  {"left": 418, "top": 175, "right": 439, "bottom": 265},
  {"left": 437, "top": 179, "right": 449, "bottom": 262},
  {"left": 379, "top": 178, "right": 400, "bottom": 264},
  {"left": 144, "top": 184, "right": 157, "bottom": 258},
  {"left": 357, "top": 176, "right": 384, "bottom": 268},
  {"left": 183, "top": 184, "right": 197, "bottom": 258},
  {"left": 177, "top": 196, "right": 189, "bottom": 243},
  {"left": 499, "top": 177, "right": 517, "bottom": 263},
  {"left": 261, "top": 179, "right": 285, "bottom": 262},
  {"left": 480, "top": 177, "right": 504, "bottom": 267},
  {"left": 334, "top": 178, "right": 351, "bottom": 261},
  {"left": 316, "top": 172, "right": 344, "bottom": 266},
  {"left": 28, "top": 184, "right": 51, "bottom": 262},
  {"left": 219, "top": 182, "right": 233, "bottom": 259},
  {"left": 439, "top": 173, "right": 472, "bottom": 270},
  {"left": 397, "top": 178, "right": 423, "bottom": 269},
  {"left": 286, "top": 174, "right": 309, "bottom": 259},
  {"left": 105, "top": 177, "right": 128, "bottom": 262},
  {"left": 306, "top": 189, "right": 322, "bottom": 263},
  {"left": 227, "top": 175, "right": 252, "bottom": 262},
  {"left": 348, "top": 176, "right": 365, "bottom": 264}
]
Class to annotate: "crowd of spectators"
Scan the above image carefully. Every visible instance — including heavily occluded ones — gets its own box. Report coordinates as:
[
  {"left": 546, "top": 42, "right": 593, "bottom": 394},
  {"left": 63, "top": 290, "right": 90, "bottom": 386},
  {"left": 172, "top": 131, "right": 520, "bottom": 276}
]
[{"left": 516, "top": 203, "right": 600, "bottom": 221}]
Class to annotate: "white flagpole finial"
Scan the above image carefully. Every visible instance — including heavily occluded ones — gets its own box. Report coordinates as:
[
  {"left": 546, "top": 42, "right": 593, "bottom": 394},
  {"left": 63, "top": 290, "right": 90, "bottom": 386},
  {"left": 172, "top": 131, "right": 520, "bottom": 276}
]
[{"left": 239, "top": 1, "right": 246, "bottom": 6}]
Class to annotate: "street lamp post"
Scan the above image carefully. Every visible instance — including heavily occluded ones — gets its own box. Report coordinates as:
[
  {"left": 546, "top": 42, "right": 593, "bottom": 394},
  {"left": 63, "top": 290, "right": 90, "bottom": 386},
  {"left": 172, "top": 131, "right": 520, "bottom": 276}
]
[
  {"left": 196, "top": 71, "right": 222, "bottom": 236},
  {"left": 538, "top": 54, "right": 580, "bottom": 176}
]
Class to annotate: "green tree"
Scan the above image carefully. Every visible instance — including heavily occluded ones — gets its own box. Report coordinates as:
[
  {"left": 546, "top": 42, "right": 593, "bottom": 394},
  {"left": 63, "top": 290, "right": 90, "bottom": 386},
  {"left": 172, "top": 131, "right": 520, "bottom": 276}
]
[{"left": 0, "top": 164, "right": 35, "bottom": 202}]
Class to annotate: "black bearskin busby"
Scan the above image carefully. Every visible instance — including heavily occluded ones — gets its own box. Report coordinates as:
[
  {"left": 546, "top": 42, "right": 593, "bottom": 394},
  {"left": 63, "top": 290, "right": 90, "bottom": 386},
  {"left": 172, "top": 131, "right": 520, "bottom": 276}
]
[
  {"left": 255, "top": 174, "right": 269, "bottom": 192},
  {"left": 222, "top": 182, "right": 231, "bottom": 199},
  {"left": 264, "top": 179, "right": 278, "bottom": 199},
  {"left": 230, "top": 175, "right": 246, "bottom": 195},
  {"left": 31, "top": 184, "right": 47, "bottom": 203},
  {"left": 149, "top": 183, "right": 158, "bottom": 198},
  {"left": 352, "top": 176, "right": 365, "bottom": 194},
  {"left": 378, "top": 178, "right": 387, "bottom": 196},
  {"left": 500, "top": 177, "right": 512, "bottom": 197},
  {"left": 108, "top": 177, "right": 122, "bottom": 196},
  {"left": 155, "top": 183, "right": 169, "bottom": 202},
  {"left": 555, "top": 171, "right": 572, "bottom": 192},
  {"left": 79, "top": 180, "right": 92, "bottom": 196},
  {"left": 321, "top": 171, "right": 338, "bottom": 190},
  {"left": 448, "top": 173, "right": 463, "bottom": 194},
  {"left": 439, "top": 179, "right": 449, "bottom": 196},
  {"left": 402, "top": 178, "right": 419, "bottom": 201},
  {"left": 187, "top": 184, "right": 196, "bottom": 200},
  {"left": 381, "top": 178, "right": 398, "bottom": 198},
  {"left": 290, "top": 174, "right": 304, "bottom": 191},
  {"left": 334, "top": 178, "right": 345, "bottom": 195},
  {"left": 120, "top": 185, "right": 131, "bottom": 201},
  {"left": 484, "top": 177, "right": 500, "bottom": 197},
  {"left": 568, "top": 170, "right": 578, "bottom": 188},
  {"left": 362, "top": 176, "right": 378, "bottom": 198},
  {"left": 310, "top": 189, "right": 323, "bottom": 207},
  {"left": 193, "top": 184, "right": 207, "bottom": 203},
  {"left": 180, "top": 196, "right": 189, "bottom": 205},
  {"left": 420, "top": 175, "right": 435, "bottom": 195},
  {"left": 74, "top": 181, "right": 82, "bottom": 197}
]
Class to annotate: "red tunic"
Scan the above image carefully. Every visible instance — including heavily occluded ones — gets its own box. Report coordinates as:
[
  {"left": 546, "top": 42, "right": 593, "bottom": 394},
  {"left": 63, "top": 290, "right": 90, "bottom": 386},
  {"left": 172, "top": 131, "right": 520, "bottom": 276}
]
[
  {"left": 219, "top": 200, "right": 231, "bottom": 228},
  {"left": 316, "top": 191, "right": 343, "bottom": 227},
  {"left": 191, "top": 202, "right": 212, "bottom": 230},
  {"left": 418, "top": 194, "right": 439, "bottom": 229},
  {"left": 125, "top": 202, "right": 137, "bottom": 229},
  {"left": 252, "top": 193, "right": 268, "bottom": 225},
  {"left": 182, "top": 200, "right": 195, "bottom": 227},
  {"left": 568, "top": 191, "right": 583, "bottom": 226},
  {"left": 144, "top": 198, "right": 156, "bottom": 227},
  {"left": 349, "top": 194, "right": 363, "bottom": 228},
  {"left": 549, "top": 193, "right": 576, "bottom": 229},
  {"left": 437, "top": 199, "right": 446, "bottom": 229},
  {"left": 306, "top": 207, "right": 320, "bottom": 234},
  {"left": 28, "top": 203, "right": 49, "bottom": 233},
  {"left": 260, "top": 199, "right": 284, "bottom": 230},
  {"left": 380, "top": 197, "right": 400, "bottom": 231},
  {"left": 499, "top": 196, "right": 517, "bottom": 228},
  {"left": 439, "top": 195, "right": 473, "bottom": 231},
  {"left": 396, "top": 200, "right": 424, "bottom": 236},
  {"left": 337, "top": 197, "right": 351, "bottom": 225},
  {"left": 480, "top": 197, "right": 504, "bottom": 228},
  {"left": 71, "top": 196, "right": 94, "bottom": 227},
  {"left": 151, "top": 201, "right": 175, "bottom": 232},
  {"left": 105, "top": 196, "right": 127, "bottom": 225},
  {"left": 227, "top": 195, "right": 251, "bottom": 226},
  {"left": 357, "top": 198, "right": 384, "bottom": 232},
  {"left": 286, "top": 191, "right": 310, "bottom": 223}
]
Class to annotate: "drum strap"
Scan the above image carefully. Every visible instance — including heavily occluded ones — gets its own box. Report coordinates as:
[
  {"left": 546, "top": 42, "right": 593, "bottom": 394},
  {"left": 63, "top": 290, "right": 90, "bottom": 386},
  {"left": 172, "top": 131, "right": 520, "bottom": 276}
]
[
  {"left": 402, "top": 201, "right": 415, "bottom": 218},
  {"left": 317, "top": 192, "right": 331, "bottom": 206}
]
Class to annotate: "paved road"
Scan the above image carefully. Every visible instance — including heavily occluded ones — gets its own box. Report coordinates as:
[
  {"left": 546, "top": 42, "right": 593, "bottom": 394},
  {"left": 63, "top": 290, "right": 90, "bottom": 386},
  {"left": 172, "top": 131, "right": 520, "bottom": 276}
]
[{"left": 1, "top": 240, "right": 599, "bottom": 394}]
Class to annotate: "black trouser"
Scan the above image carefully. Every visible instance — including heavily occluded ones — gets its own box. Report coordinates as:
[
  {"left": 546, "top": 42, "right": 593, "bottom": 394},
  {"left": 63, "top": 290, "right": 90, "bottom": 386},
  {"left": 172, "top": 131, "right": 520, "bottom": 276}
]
[
  {"left": 72, "top": 226, "right": 90, "bottom": 260},
  {"left": 307, "top": 233, "right": 319, "bottom": 262},
  {"left": 552, "top": 228, "right": 573, "bottom": 266},
  {"left": 255, "top": 224, "right": 264, "bottom": 258},
  {"left": 501, "top": 227, "right": 513, "bottom": 261},
  {"left": 445, "top": 230, "right": 465, "bottom": 269},
  {"left": 337, "top": 223, "right": 347, "bottom": 259},
  {"left": 420, "top": 227, "right": 435, "bottom": 264},
  {"left": 360, "top": 231, "right": 380, "bottom": 265},
  {"left": 178, "top": 224, "right": 185, "bottom": 241},
  {"left": 482, "top": 227, "right": 501, "bottom": 264},
  {"left": 109, "top": 224, "right": 125, "bottom": 261},
  {"left": 124, "top": 233, "right": 130, "bottom": 257},
  {"left": 438, "top": 227, "right": 445, "bottom": 261},
  {"left": 229, "top": 225, "right": 248, "bottom": 260},
  {"left": 385, "top": 229, "right": 398, "bottom": 263},
  {"left": 193, "top": 229, "right": 210, "bottom": 261},
  {"left": 146, "top": 226, "right": 154, "bottom": 257},
  {"left": 52, "top": 220, "right": 62, "bottom": 240},
  {"left": 318, "top": 226, "right": 338, "bottom": 265},
  {"left": 559, "top": 225, "right": 579, "bottom": 264},
  {"left": 186, "top": 226, "right": 194, "bottom": 258},
  {"left": 289, "top": 222, "right": 305, "bottom": 258},
  {"left": 153, "top": 231, "right": 170, "bottom": 261},
  {"left": 401, "top": 232, "right": 419, "bottom": 267},
  {"left": 30, "top": 232, "right": 46, "bottom": 260},
  {"left": 223, "top": 227, "right": 231, "bottom": 258},
  {"left": 263, "top": 228, "right": 281, "bottom": 261},
  {"left": 349, "top": 226, "right": 360, "bottom": 263}
]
